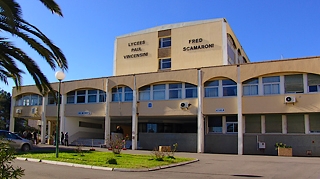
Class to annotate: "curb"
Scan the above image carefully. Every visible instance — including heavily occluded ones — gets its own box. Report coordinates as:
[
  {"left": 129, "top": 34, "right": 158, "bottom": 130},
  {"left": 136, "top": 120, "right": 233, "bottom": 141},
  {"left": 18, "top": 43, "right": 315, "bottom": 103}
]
[{"left": 15, "top": 157, "right": 199, "bottom": 172}]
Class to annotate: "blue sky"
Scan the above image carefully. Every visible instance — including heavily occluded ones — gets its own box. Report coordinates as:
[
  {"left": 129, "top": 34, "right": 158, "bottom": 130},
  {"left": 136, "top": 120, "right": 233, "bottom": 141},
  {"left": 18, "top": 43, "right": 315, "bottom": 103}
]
[{"left": 2, "top": 0, "right": 320, "bottom": 93}]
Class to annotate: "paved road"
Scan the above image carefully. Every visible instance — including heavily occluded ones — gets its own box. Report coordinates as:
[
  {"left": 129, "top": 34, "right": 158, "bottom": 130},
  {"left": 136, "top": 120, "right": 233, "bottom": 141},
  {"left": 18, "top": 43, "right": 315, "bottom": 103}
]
[{"left": 12, "top": 145, "right": 320, "bottom": 179}]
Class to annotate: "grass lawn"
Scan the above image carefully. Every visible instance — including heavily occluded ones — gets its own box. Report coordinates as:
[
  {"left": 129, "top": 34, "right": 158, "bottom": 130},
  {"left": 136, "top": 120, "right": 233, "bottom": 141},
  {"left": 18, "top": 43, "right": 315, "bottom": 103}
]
[{"left": 15, "top": 150, "right": 195, "bottom": 169}]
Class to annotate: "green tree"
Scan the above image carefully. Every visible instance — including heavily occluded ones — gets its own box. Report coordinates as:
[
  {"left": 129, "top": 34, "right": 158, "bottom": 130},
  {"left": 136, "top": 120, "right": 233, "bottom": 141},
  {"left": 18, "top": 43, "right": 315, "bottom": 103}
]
[
  {"left": 0, "top": 0, "right": 68, "bottom": 94},
  {"left": 0, "top": 89, "right": 11, "bottom": 130},
  {"left": 0, "top": 138, "right": 24, "bottom": 179}
]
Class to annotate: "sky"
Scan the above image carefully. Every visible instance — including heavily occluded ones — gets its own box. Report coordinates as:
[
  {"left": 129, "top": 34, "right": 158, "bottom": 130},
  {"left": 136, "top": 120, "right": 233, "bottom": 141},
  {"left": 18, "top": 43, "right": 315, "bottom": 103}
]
[{"left": 2, "top": 0, "right": 320, "bottom": 93}]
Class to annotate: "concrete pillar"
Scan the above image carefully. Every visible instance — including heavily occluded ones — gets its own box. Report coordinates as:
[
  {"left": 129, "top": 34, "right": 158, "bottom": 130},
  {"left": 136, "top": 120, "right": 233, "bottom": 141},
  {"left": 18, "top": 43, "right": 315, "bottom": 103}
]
[
  {"left": 242, "top": 116, "right": 246, "bottom": 133},
  {"left": 197, "top": 69, "right": 204, "bottom": 153},
  {"left": 105, "top": 79, "right": 111, "bottom": 146},
  {"left": 9, "top": 94, "right": 15, "bottom": 132},
  {"left": 132, "top": 76, "right": 138, "bottom": 150},
  {"left": 237, "top": 66, "right": 243, "bottom": 155},
  {"left": 261, "top": 115, "right": 266, "bottom": 134},
  {"left": 40, "top": 96, "right": 47, "bottom": 144},
  {"left": 282, "top": 115, "right": 287, "bottom": 134},
  {"left": 222, "top": 116, "right": 227, "bottom": 134},
  {"left": 60, "top": 94, "right": 66, "bottom": 133},
  {"left": 47, "top": 121, "right": 52, "bottom": 144},
  {"left": 304, "top": 114, "right": 310, "bottom": 134}
]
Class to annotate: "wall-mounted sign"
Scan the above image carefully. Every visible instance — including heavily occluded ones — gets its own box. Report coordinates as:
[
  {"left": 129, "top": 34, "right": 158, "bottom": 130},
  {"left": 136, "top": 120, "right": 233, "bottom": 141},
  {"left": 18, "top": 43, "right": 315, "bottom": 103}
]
[
  {"left": 148, "top": 102, "right": 153, "bottom": 108},
  {"left": 78, "top": 111, "right": 92, "bottom": 115},
  {"left": 215, "top": 108, "right": 225, "bottom": 112},
  {"left": 183, "top": 38, "right": 214, "bottom": 51},
  {"left": 124, "top": 40, "right": 149, "bottom": 59}
]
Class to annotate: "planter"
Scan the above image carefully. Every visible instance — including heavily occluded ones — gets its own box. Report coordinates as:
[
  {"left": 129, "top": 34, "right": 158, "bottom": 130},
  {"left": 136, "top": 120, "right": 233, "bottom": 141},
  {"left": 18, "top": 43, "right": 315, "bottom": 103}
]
[{"left": 278, "top": 147, "right": 292, "bottom": 157}]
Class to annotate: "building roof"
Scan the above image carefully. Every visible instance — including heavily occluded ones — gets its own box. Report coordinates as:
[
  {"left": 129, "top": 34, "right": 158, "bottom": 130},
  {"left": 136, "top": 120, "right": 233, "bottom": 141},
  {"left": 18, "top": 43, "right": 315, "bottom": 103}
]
[{"left": 117, "top": 18, "right": 225, "bottom": 38}]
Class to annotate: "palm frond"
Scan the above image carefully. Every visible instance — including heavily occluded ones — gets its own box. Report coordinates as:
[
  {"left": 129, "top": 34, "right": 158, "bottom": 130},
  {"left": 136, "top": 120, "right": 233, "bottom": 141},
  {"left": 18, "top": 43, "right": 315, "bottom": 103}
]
[{"left": 39, "top": 0, "right": 63, "bottom": 17}]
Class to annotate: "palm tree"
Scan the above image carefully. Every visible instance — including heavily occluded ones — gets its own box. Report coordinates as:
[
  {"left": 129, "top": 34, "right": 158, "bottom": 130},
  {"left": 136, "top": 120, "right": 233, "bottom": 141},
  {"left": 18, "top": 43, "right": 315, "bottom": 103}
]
[{"left": 0, "top": 0, "right": 68, "bottom": 94}]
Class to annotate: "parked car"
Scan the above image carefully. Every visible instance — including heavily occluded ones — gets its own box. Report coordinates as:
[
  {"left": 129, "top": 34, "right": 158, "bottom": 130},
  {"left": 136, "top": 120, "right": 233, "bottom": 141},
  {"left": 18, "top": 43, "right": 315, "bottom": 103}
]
[{"left": 0, "top": 130, "right": 33, "bottom": 151}]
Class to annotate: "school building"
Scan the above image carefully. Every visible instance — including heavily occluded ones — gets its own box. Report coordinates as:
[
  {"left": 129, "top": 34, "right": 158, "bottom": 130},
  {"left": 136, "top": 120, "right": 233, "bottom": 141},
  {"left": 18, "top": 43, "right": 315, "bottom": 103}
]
[{"left": 10, "top": 18, "right": 320, "bottom": 156}]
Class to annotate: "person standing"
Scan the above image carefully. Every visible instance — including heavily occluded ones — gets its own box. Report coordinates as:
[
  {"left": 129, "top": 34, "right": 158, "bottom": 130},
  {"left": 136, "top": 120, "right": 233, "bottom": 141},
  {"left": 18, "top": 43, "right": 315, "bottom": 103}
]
[
  {"left": 60, "top": 132, "right": 64, "bottom": 145},
  {"left": 64, "top": 132, "right": 69, "bottom": 146},
  {"left": 33, "top": 131, "right": 38, "bottom": 145}
]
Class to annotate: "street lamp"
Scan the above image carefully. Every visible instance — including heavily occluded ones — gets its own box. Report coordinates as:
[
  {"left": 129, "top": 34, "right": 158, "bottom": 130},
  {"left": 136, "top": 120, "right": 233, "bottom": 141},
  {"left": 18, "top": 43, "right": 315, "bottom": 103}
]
[{"left": 55, "top": 71, "right": 65, "bottom": 158}]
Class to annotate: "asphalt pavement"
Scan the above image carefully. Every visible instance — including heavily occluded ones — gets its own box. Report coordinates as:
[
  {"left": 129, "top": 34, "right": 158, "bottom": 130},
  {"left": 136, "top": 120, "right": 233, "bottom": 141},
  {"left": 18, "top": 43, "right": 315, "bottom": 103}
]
[{"left": 13, "top": 144, "right": 320, "bottom": 179}]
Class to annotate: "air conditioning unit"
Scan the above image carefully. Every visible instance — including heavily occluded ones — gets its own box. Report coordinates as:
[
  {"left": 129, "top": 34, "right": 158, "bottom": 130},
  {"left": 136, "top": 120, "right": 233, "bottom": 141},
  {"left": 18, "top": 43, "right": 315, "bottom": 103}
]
[
  {"left": 180, "top": 102, "right": 189, "bottom": 109},
  {"left": 285, "top": 96, "right": 296, "bottom": 103},
  {"left": 15, "top": 109, "right": 22, "bottom": 114},
  {"left": 31, "top": 107, "right": 38, "bottom": 114}
]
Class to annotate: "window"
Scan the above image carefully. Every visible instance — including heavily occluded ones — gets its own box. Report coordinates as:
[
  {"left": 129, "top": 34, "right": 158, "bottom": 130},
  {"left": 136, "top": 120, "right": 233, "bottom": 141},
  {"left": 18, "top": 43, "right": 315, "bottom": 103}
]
[
  {"left": 88, "top": 90, "right": 97, "bottom": 103},
  {"left": 308, "top": 74, "right": 320, "bottom": 92},
  {"left": 243, "top": 78, "right": 258, "bottom": 96},
  {"left": 227, "top": 35, "right": 236, "bottom": 65},
  {"left": 227, "top": 43, "right": 236, "bottom": 65},
  {"left": 310, "top": 113, "right": 320, "bottom": 133},
  {"left": 265, "top": 114, "right": 282, "bottom": 133},
  {"left": 226, "top": 116, "right": 238, "bottom": 133},
  {"left": 31, "top": 95, "right": 40, "bottom": 105},
  {"left": 169, "top": 83, "right": 182, "bottom": 99},
  {"left": 99, "top": 90, "right": 106, "bottom": 102},
  {"left": 66, "top": 89, "right": 106, "bottom": 104},
  {"left": 159, "top": 37, "right": 171, "bottom": 48},
  {"left": 263, "top": 76, "right": 280, "bottom": 95},
  {"left": 22, "top": 95, "right": 30, "bottom": 106},
  {"left": 222, "top": 79, "right": 237, "bottom": 96},
  {"left": 79, "top": 121, "right": 102, "bottom": 129},
  {"left": 111, "top": 86, "right": 133, "bottom": 102},
  {"left": 67, "top": 91, "right": 75, "bottom": 104},
  {"left": 139, "top": 86, "right": 150, "bottom": 101},
  {"left": 147, "top": 124, "right": 157, "bottom": 133},
  {"left": 76, "top": 90, "right": 86, "bottom": 103},
  {"left": 153, "top": 84, "right": 165, "bottom": 100},
  {"left": 15, "top": 94, "right": 42, "bottom": 106},
  {"left": 185, "top": 83, "right": 197, "bottom": 98},
  {"left": 112, "top": 87, "right": 122, "bottom": 102},
  {"left": 48, "top": 92, "right": 61, "bottom": 105},
  {"left": 208, "top": 116, "right": 222, "bottom": 133},
  {"left": 284, "top": 74, "right": 303, "bottom": 93},
  {"left": 159, "top": 58, "right": 171, "bottom": 70},
  {"left": 124, "top": 87, "right": 133, "bottom": 101},
  {"left": 204, "top": 80, "right": 219, "bottom": 97}
]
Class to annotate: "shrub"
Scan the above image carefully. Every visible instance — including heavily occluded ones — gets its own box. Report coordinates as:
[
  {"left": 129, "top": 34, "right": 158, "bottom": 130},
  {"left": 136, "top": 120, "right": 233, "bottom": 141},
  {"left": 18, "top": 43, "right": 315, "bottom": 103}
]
[
  {"left": 274, "top": 142, "right": 292, "bottom": 150},
  {"left": 107, "top": 136, "right": 125, "bottom": 155},
  {"left": 74, "top": 143, "right": 84, "bottom": 155},
  {"left": 106, "top": 157, "right": 117, "bottom": 164},
  {"left": 151, "top": 148, "right": 165, "bottom": 161},
  {"left": 0, "top": 138, "right": 24, "bottom": 178},
  {"left": 166, "top": 143, "right": 178, "bottom": 159}
]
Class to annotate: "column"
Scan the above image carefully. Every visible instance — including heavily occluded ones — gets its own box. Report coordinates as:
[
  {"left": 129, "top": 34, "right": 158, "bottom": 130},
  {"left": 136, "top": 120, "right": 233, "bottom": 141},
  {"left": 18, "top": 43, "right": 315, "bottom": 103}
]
[
  {"left": 40, "top": 96, "right": 47, "bottom": 144},
  {"left": 282, "top": 115, "right": 287, "bottom": 134},
  {"left": 9, "top": 94, "right": 15, "bottom": 132},
  {"left": 304, "top": 114, "right": 310, "bottom": 134},
  {"left": 47, "top": 121, "right": 52, "bottom": 144},
  {"left": 242, "top": 116, "right": 246, "bottom": 133},
  {"left": 105, "top": 79, "right": 111, "bottom": 146},
  {"left": 60, "top": 94, "right": 66, "bottom": 133},
  {"left": 237, "top": 65, "right": 243, "bottom": 155},
  {"left": 222, "top": 116, "right": 227, "bottom": 134},
  {"left": 197, "top": 69, "right": 204, "bottom": 153},
  {"left": 132, "top": 75, "right": 138, "bottom": 150},
  {"left": 261, "top": 115, "right": 266, "bottom": 134}
]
